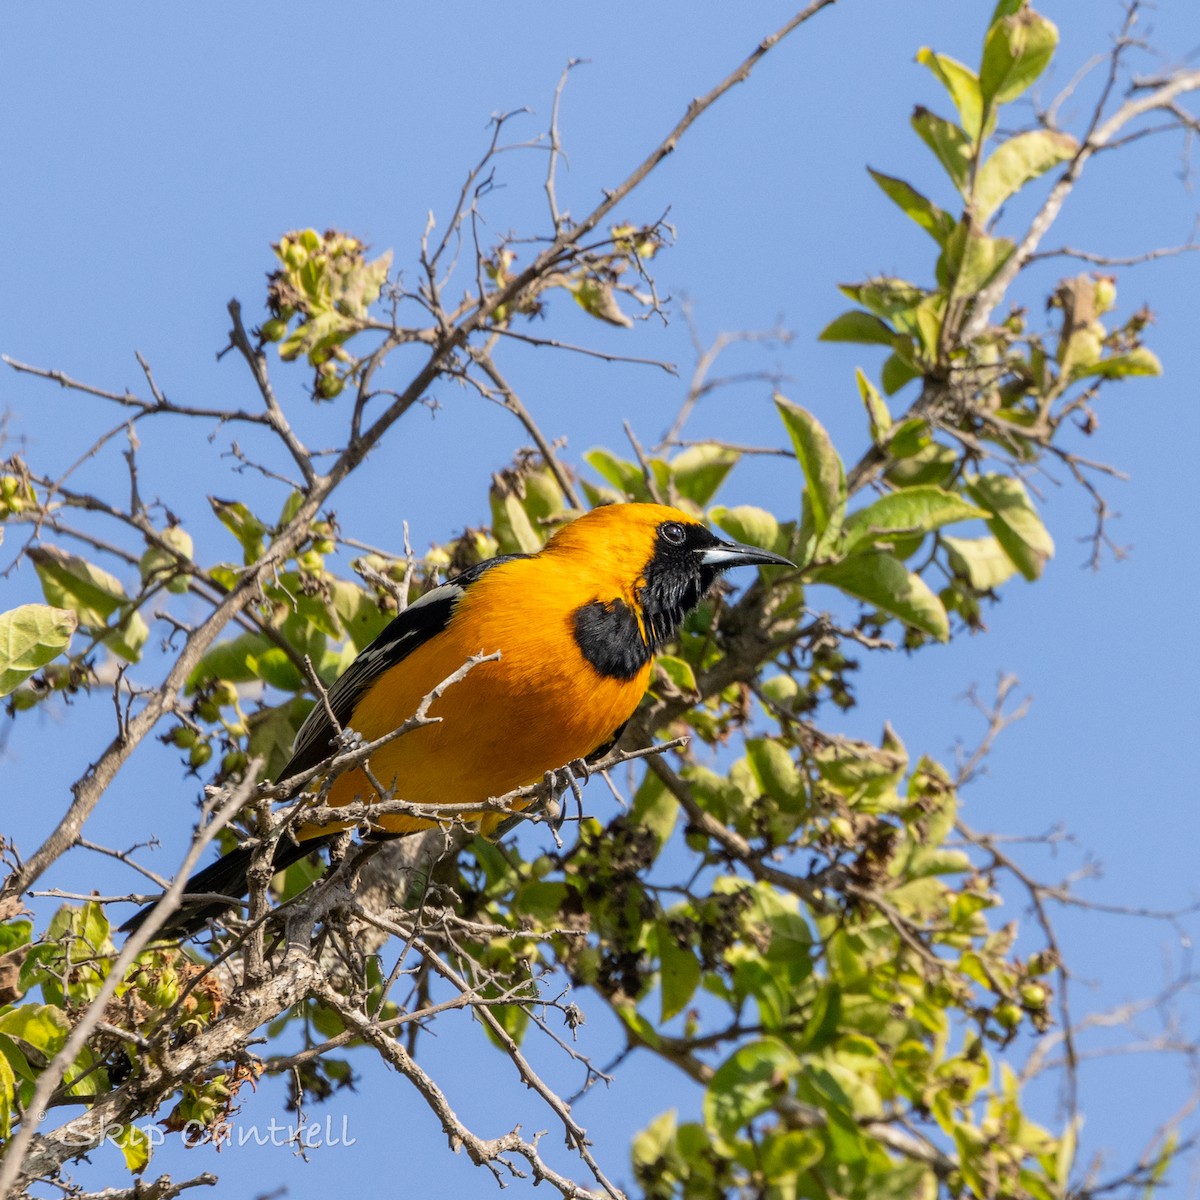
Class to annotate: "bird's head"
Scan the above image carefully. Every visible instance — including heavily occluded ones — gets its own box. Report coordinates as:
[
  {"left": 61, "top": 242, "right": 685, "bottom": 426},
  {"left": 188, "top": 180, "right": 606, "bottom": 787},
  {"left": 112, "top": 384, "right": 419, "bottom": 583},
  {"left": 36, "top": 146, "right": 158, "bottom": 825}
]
[{"left": 547, "top": 503, "right": 794, "bottom": 663}]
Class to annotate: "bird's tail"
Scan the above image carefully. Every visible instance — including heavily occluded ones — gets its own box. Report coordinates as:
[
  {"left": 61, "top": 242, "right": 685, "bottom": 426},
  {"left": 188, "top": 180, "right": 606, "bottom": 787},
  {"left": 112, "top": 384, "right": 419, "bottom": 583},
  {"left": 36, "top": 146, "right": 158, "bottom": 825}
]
[{"left": 119, "top": 833, "right": 338, "bottom": 938}]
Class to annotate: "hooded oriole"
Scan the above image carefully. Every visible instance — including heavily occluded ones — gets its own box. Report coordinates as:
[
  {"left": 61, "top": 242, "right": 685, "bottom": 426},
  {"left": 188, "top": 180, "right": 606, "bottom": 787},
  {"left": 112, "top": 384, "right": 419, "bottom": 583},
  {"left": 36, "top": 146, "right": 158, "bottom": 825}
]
[{"left": 123, "top": 502, "right": 792, "bottom": 934}]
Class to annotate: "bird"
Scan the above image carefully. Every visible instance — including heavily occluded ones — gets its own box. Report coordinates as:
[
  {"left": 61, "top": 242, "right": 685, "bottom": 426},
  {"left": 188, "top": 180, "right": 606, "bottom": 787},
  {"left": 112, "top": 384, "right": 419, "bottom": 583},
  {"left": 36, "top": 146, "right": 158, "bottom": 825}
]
[{"left": 122, "top": 502, "right": 793, "bottom": 935}]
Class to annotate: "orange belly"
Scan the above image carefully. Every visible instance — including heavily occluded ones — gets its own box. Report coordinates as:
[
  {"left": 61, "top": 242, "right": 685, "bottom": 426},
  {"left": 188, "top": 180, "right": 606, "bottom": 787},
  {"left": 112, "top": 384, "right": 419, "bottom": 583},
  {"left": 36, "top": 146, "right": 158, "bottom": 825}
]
[{"left": 299, "top": 559, "right": 651, "bottom": 838}]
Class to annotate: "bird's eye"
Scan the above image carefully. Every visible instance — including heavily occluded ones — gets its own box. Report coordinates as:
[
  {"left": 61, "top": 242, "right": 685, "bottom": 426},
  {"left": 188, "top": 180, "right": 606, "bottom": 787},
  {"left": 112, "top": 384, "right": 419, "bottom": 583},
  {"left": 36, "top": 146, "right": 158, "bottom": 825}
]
[{"left": 660, "top": 521, "right": 686, "bottom": 546}]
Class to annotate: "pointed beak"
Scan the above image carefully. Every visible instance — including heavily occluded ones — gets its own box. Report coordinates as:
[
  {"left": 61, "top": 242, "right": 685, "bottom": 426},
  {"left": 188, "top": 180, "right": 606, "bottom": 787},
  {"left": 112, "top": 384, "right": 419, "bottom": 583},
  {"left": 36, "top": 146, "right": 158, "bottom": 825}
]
[{"left": 697, "top": 538, "right": 796, "bottom": 571}]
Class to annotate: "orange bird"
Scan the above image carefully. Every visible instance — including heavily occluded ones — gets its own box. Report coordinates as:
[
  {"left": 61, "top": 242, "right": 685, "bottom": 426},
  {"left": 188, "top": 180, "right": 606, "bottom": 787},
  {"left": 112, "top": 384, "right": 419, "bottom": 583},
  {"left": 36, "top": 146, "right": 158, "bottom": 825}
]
[{"left": 124, "top": 502, "right": 792, "bottom": 934}]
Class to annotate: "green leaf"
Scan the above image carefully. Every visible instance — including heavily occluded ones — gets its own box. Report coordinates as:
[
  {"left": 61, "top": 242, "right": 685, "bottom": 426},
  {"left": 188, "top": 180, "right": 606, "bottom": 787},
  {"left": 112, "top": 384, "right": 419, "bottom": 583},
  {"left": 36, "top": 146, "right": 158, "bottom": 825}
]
[
  {"left": 0, "top": 1045, "right": 13, "bottom": 1140},
  {"left": 812, "top": 552, "right": 949, "bottom": 640},
  {"left": 974, "top": 130, "right": 1076, "bottom": 222},
  {"left": 103, "top": 610, "right": 149, "bottom": 664},
  {"left": 631, "top": 771, "right": 679, "bottom": 850},
  {"left": 0, "top": 920, "right": 31, "bottom": 956},
  {"left": 0, "top": 1003, "right": 69, "bottom": 1056},
  {"left": 1054, "top": 1116, "right": 1079, "bottom": 1186},
  {"left": 911, "top": 107, "right": 973, "bottom": 194},
  {"left": 746, "top": 739, "right": 803, "bottom": 811},
  {"left": 840, "top": 278, "right": 926, "bottom": 325},
  {"left": 490, "top": 489, "right": 544, "bottom": 555},
  {"left": 814, "top": 727, "right": 908, "bottom": 803},
  {"left": 631, "top": 1110, "right": 679, "bottom": 1173},
  {"left": 520, "top": 468, "right": 565, "bottom": 521},
  {"left": 855, "top": 369, "right": 892, "bottom": 443},
  {"left": 797, "top": 983, "right": 842, "bottom": 1052},
  {"left": 944, "top": 224, "right": 1017, "bottom": 296},
  {"left": 515, "top": 881, "right": 568, "bottom": 923},
  {"left": 270, "top": 572, "right": 340, "bottom": 640},
  {"left": 904, "top": 295, "right": 947, "bottom": 361},
  {"left": 254, "top": 647, "right": 309, "bottom": 692},
  {"left": 1144, "top": 1129, "right": 1178, "bottom": 1191},
  {"left": 29, "top": 550, "right": 144, "bottom": 663},
  {"left": 704, "top": 1037, "right": 800, "bottom": 1143},
  {"left": 943, "top": 535, "right": 1018, "bottom": 589},
  {"left": 80, "top": 899, "right": 111, "bottom": 951},
  {"left": 279, "top": 310, "right": 343, "bottom": 364},
  {"left": 570, "top": 276, "right": 632, "bottom": 327},
  {"left": 0, "top": 1030, "right": 35, "bottom": 1086},
  {"left": 30, "top": 547, "right": 128, "bottom": 629},
  {"left": 844, "top": 487, "right": 984, "bottom": 551},
  {"left": 884, "top": 441, "right": 958, "bottom": 488},
  {"left": 954, "top": 1126, "right": 987, "bottom": 1198},
  {"left": 739, "top": 883, "right": 816, "bottom": 974},
  {"left": 138, "top": 525, "right": 194, "bottom": 594},
  {"left": 881, "top": 351, "right": 921, "bottom": 395},
  {"left": 483, "top": 996, "right": 529, "bottom": 1047},
  {"left": 278, "top": 490, "right": 305, "bottom": 527},
  {"left": 584, "top": 448, "right": 651, "bottom": 502},
  {"left": 868, "top": 169, "right": 957, "bottom": 245},
  {"left": 209, "top": 498, "right": 268, "bottom": 564},
  {"left": 657, "top": 927, "right": 701, "bottom": 1023},
  {"left": 670, "top": 444, "right": 740, "bottom": 507},
  {"left": 819, "top": 310, "right": 896, "bottom": 346},
  {"left": 759, "top": 909, "right": 813, "bottom": 971},
  {"left": 980, "top": 6, "right": 1058, "bottom": 107},
  {"left": 1074, "top": 346, "right": 1162, "bottom": 382},
  {"left": 62, "top": 1044, "right": 107, "bottom": 1098},
  {"left": 941, "top": 219, "right": 1018, "bottom": 295},
  {"left": 614, "top": 999, "right": 662, "bottom": 1050},
  {"left": 249, "top": 698, "right": 311, "bottom": 780},
  {"left": 916, "top": 49, "right": 984, "bottom": 139},
  {"left": 579, "top": 478, "right": 621, "bottom": 509},
  {"left": 709, "top": 505, "right": 781, "bottom": 557},
  {"left": 823, "top": 1057, "right": 883, "bottom": 1119},
  {"left": 655, "top": 654, "right": 698, "bottom": 695},
  {"left": 0, "top": 604, "right": 76, "bottom": 697},
  {"left": 761, "top": 1129, "right": 824, "bottom": 1182},
  {"left": 774, "top": 397, "right": 846, "bottom": 560},
  {"left": 799, "top": 1066, "right": 869, "bottom": 1163},
  {"left": 189, "top": 631, "right": 276, "bottom": 690},
  {"left": 329, "top": 581, "right": 392, "bottom": 652},
  {"left": 964, "top": 474, "right": 1055, "bottom": 580},
  {"left": 887, "top": 418, "right": 932, "bottom": 460}
]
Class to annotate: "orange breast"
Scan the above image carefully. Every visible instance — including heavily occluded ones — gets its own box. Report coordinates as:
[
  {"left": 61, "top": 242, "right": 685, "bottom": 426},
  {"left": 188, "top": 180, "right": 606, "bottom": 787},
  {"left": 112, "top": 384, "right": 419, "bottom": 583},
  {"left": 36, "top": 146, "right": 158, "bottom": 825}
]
[{"left": 303, "top": 554, "right": 652, "bottom": 838}]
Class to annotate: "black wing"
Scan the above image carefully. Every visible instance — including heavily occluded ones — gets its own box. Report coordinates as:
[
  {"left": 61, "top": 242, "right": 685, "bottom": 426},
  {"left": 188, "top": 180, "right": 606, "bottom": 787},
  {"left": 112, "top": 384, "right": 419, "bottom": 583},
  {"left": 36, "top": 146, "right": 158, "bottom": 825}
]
[{"left": 280, "top": 555, "right": 524, "bottom": 781}]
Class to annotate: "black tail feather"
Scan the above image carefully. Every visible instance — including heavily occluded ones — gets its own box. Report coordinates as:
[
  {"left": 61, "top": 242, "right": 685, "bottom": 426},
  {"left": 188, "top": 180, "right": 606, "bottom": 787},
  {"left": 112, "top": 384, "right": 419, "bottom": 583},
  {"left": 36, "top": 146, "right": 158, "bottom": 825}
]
[{"left": 119, "top": 834, "right": 338, "bottom": 938}]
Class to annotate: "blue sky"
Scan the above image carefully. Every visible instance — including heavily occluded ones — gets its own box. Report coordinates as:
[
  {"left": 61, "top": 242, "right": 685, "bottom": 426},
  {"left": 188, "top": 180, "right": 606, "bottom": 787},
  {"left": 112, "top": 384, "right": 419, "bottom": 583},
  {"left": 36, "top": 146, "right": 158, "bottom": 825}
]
[{"left": 3, "top": 1, "right": 1200, "bottom": 1194}]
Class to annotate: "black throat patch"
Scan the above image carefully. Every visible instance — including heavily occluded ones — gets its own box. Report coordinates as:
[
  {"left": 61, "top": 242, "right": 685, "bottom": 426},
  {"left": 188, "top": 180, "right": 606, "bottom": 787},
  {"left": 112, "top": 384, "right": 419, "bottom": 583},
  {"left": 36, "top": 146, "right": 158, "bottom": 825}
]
[{"left": 574, "top": 598, "right": 652, "bottom": 680}]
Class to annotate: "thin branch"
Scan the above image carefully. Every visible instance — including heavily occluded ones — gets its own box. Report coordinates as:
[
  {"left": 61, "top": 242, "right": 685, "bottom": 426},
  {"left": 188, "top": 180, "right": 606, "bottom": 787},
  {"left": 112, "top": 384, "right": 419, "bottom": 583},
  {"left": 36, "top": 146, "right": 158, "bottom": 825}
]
[
  {"left": 1, "top": 356, "right": 275, "bottom": 429},
  {"left": 484, "top": 323, "right": 677, "bottom": 372},
  {"left": 545, "top": 59, "right": 587, "bottom": 230},
  {"left": 660, "top": 317, "right": 793, "bottom": 449},
  {"left": 1027, "top": 240, "right": 1200, "bottom": 266},
  {"left": 470, "top": 347, "right": 582, "bottom": 508},
  {"left": 224, "top": 300, "right": 315, "bottom": 485}
]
